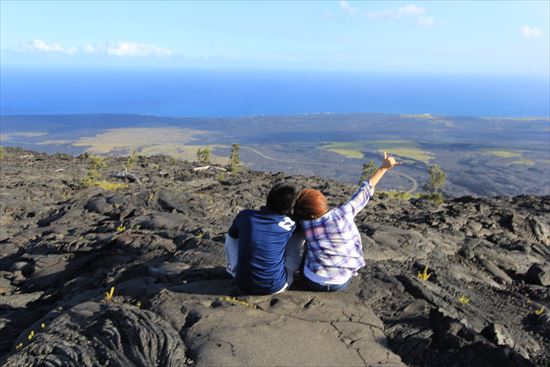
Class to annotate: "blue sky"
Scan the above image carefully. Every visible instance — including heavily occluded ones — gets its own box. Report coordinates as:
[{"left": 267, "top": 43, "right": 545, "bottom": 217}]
[{"left": 1, "top": 1, "right": 549, "bottom": 75}]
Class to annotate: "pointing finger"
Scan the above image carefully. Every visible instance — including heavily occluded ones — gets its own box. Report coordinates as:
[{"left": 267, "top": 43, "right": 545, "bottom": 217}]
[{"left": 384, "top": 151, "right": 388, "bottom": 159}]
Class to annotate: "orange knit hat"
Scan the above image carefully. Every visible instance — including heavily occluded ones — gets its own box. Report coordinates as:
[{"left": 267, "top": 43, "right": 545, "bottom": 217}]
[{"left": 294, "top": 189, "right": 329, "bottom": 220}]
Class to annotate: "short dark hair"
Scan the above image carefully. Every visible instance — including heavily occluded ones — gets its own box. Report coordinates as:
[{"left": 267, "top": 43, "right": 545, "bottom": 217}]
[{"left": 266, "top": 182, "right": 299, "bottom": 215}]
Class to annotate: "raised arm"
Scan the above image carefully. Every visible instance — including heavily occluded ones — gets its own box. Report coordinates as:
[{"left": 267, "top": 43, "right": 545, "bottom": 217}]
[
  {"left": 343, "top": 151, "right": 402, "bottom": 216},
  {"left": 368, "top": 151, "right": 402, "bottom": 188}
]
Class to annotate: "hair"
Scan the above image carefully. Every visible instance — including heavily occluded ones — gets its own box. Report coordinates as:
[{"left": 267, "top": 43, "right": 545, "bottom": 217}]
[
  {"left": 294, "top": 189, "right": 329, "bottom": 220},
  {"left": 266, "top": 182, "right": 299, "bottom": 215}
]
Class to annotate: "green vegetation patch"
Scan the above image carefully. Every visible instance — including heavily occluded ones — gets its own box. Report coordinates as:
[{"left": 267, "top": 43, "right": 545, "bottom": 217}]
[
  {"left": 485, "top": 150, "right": 522, "bottom": 158},
  {"left": 140, "top": 144, "right": 228, "bottom": 165},
  {"left": 322, "top": 142, "right": 364, "bottom": 159},
  {"left": 322, "top": 140, "right": 434, "bottom": 163},
  {"left": 370, "top": 140, "right": 434, "bottom": 164},
  {"left": 510, "top": 159, "right": 535, "bottom": 166}
]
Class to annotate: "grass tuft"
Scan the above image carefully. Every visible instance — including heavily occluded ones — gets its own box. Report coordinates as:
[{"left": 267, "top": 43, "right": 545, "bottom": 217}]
[
  {"left": 417, "top": 266, "right": 432, "bottom": 281},
  {"left": 104, "top": 287, "right": 115, "bottom": 302}
]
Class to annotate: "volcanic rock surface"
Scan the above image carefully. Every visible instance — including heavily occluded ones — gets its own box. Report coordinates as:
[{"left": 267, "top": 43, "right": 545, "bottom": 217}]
[{"left": 0, "top": 147, "right": 548, "bottom": 366}]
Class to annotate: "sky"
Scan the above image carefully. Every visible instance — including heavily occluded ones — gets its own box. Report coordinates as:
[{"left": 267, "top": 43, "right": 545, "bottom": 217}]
[{"left": 1, "top": 0, "right": 549, "bottom": 76}]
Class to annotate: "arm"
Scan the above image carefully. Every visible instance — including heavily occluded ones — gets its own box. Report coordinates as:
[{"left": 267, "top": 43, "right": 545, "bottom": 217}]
[
  {"left": 368, "top": 151, "right": 401, "bottom": 189},
  {"left": 344, "top": 151, "right": 402, "bottom": 216}
]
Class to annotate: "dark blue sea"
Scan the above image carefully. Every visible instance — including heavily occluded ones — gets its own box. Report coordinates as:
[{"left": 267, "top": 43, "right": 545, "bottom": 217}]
[{"left": 1, "top": 67, "right": 549, "bottom": 117}]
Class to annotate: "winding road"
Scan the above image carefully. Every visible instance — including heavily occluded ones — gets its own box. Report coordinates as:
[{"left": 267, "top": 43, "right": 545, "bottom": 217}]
[{"left": 241, "top": 146, "right": 419, "bottom": 193}]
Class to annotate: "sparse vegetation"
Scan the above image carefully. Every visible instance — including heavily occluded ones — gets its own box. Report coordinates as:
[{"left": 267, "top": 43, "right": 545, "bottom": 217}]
[
  {"left": 217, "top": 172, "right": 226, "bottom": 181},
  {"left": 418, "top": 192, "right": 445, "bottom": 205},
  {"left": 89, "top": 155, "right": 107, "bottom": 170},
  {"left": 221, "top": 296, "right": 259, "bottom": 309},
  {"left": 510, "top": 159, "right": 535, "bottom": 166},
  {"left": 486, "top": 149, "right": 522, "bottom": 158},
  {"left": 104, "top": 287, "right": 115, "bottom": 302},
  {"left": 425, "top": 164, "right": 446, "bottom": 193},
  {"left": 96, "top": 180, "right": 128, "bottom": 191},
  {"left": 196, "top": 147, "right": 212, "bottom": 164},
  {"left": 125, "top": 150, "right": 140, "bottom": 170},
  {"left": 81, "top": 156, "right": 128, "bottom": 191},
  {"left": 322, "top": 142, "right": 364, "bottom": 159},
  {"left": 378, "top": 190, "right": 418, "bottom": 201},
  {"left": 229, "top": 143, "right": 241, "bottom": 173},
  {"left": 417, "top": 265, "right": 432, "bottom": 281},
  {"left": 116, "top": 224, "right": 126, "bottom": 233},
  {"left": 458, "top": 296, "right": 470, "bottom": 305},
  {"left": 360, "top": 160, "right": 377, "bottom": 183}
]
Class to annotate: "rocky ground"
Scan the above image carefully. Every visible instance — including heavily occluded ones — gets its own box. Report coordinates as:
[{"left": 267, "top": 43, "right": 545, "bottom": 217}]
[{"left": 0, "top": 147, "right": 548, "bottom": 367}]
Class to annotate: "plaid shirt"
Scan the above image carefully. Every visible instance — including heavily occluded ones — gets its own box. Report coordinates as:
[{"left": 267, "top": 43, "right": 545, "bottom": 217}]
[{"left": 302, "top": 180, "right": 374, "bottom": 283}]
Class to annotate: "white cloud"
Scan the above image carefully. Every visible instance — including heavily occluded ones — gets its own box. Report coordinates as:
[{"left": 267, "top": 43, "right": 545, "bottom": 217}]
[
  {"left": 22, "top": 39, "right": 77, "bottom": 55},
  {"left": 520, "top": 25, "right": 542, "bottom": 38},
  {"left": 18, "top": 40, "right": 173, "bottom": 57},
  {"left": 105, "top": 42, "right": 172, "bottom": 57},
  {"left": 340, "top": 0, "right": 357, "bottom": 15},
  {"left": 365, "top": 4, "right": 425, "bottom": 19},
  {"left": 417, "top": 16, "right": 434, "bottom": 27}
]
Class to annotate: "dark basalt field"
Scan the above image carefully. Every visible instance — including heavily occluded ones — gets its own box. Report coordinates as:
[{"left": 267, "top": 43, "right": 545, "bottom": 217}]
[{"left": 0, "top": 147, "right": 549, "bottom": 366}]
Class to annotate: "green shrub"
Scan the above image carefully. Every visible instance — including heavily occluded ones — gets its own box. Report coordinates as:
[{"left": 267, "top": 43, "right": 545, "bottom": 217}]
[
  {"left": 196, "top": 147, "right": 212, "bottom": 164},
  {"left": 125, "top": 150, "right": 140, "bottom": 170},
  {"left": 424, "top": 164, "right": 446, "bottom": 193},
  {"left": 89, "top": 155, "right": 107, "bottom": 170},
  {"left": 229, "top": 143, "right": 241, "bottom": 173},
  {"left": 419, "top": 192, "right": 444, "bottom": 205},
  {"left": 360, "top": 160, "right": 377, "bottom": 183}
]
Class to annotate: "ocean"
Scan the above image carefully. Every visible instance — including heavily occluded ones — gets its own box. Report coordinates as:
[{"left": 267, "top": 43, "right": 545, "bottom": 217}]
[{"left": 1, "top": 67, "right": 549, "bottom": 118}]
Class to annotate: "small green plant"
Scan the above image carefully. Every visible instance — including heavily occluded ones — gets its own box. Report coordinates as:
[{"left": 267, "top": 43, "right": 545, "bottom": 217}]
[
  {"left": 81, "top": 155, "right": 127, "bottom": 191},
  {"left": 221, "top": 296, "right": 259, "bottom": 309},
  {"left": 95, "top": 180, "right": 128, "bottom": 191},
  {"left": 196, "top": 231, "right": 204, "bottom": 240},
  {"left": 535, "top": 306, "right": 545, "bottom": 316},
  {"left": 380, "top": 190, "right": 419, "bottom": 201},
  {"left": 458, "top": 295, "right": 470, "bottom": 305},
  {"left": 196, "top": 147, "right": 212, "bottom": 164},
  {"left": 27, "top": 330, "right": 35, "bottom": 340},
  {"left": 360, "top": 160, "right": 377, "bottom": 183},
  {"left": 217, "top": 172, "right": 226, "bottom": 181},
  {"left": 89, "top": 155, "right": 107, "bottom": 170},
  {"left": 116, "top": 224, "right": 126, "bottom": 233},
  {"left": 125, "top": 150, "right": 140, "bottom": 171},
  {"left": 229, "top": 143, "right": 241, "bottom": 173},
  {"left": 424, "top": 164, "right": 446, "bottom": 193},
  {"left": 417, "top": 265, "right": 432, "bottom": 281},
  {"left": 419, "top": 192, "right": 445, "bottom": 205},
  {"left": 15, "top": 342, "right": 23, "bottom": 350},
  {"left": 40, "top": 323, "right": 46, "bottom": 329},
  {"left": 81, "top": 169, "right": 100, "bottom": 187},
  {"left": 104, "top": 287, "right": 115, "bottom": 302}
]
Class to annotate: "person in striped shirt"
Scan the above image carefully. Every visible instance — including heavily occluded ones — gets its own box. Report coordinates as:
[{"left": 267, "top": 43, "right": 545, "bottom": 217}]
[{"left": 293, "top": 152, "right": 402, "bottom": 292}]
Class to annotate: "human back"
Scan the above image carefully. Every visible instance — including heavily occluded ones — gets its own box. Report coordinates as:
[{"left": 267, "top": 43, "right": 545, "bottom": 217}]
[
  {"left": 231, "top": 208, "right": 295, "bottom": 294},
  {"left": 226, "top": 182, "right": 301, "bottom": 295}
]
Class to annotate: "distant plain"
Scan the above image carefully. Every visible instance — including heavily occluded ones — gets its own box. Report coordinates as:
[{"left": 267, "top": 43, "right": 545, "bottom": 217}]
[{"left": 1, "top": 113, "right": 549, "bottom": 197}]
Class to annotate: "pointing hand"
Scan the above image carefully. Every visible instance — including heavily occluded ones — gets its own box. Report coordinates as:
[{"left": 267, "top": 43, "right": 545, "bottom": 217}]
[{"left": 380, "top": 151, "right": 402, "bottom": 170}]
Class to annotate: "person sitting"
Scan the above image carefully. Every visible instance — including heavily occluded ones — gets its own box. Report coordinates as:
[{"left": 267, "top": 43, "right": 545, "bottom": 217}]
[
  {"left": 293, "top": 152, "right": 401, "bottom": 292},
  {"left": 225, "top": 182, "right": 304, "bottom": 295}
]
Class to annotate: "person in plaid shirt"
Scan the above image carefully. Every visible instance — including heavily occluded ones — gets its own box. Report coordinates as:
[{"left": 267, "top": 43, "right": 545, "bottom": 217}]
[{"left": 294, "top": 152, "right": 402, "bottom": 292}]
